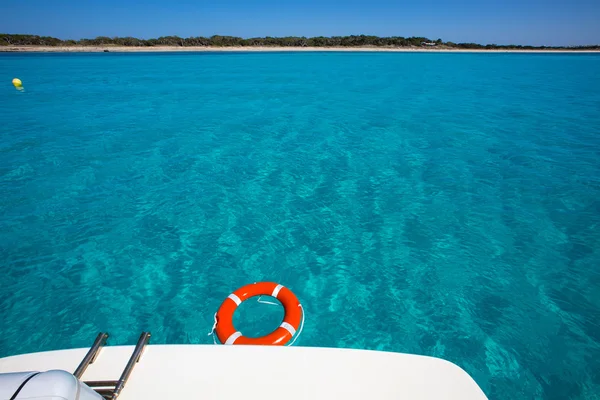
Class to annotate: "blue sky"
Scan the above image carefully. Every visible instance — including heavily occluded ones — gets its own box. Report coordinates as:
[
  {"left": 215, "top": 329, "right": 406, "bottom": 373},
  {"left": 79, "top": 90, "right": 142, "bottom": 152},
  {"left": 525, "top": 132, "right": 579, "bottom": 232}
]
[{"left": 1, "top": 0, "right": 598, "bottom": 46}]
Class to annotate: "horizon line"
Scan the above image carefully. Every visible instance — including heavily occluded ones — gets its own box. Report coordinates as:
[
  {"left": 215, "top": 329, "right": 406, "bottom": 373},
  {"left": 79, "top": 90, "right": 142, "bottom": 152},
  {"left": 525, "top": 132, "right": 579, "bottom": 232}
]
[{"left": 2, "top": 33, "right": 599, "bottom": 48}]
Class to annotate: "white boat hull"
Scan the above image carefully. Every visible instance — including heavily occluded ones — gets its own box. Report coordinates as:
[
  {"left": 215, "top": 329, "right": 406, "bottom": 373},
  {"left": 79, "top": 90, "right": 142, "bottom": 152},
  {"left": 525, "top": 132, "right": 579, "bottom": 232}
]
[{"left": 0, "top": 345, "right": 487, "bottom": 399}]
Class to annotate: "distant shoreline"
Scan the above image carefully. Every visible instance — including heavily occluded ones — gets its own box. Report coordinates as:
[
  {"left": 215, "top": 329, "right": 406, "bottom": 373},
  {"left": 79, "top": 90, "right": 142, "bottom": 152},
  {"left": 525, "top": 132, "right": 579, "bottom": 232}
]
[{"left": 2, "top": 46, "right": 600, "bottom": 53}]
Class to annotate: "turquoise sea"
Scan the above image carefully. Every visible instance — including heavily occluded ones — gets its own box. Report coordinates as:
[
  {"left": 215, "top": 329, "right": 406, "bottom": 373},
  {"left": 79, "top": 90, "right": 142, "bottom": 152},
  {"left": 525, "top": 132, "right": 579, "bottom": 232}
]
[{"left": 1, "top": 52, "right": 600, "bottom": 399}]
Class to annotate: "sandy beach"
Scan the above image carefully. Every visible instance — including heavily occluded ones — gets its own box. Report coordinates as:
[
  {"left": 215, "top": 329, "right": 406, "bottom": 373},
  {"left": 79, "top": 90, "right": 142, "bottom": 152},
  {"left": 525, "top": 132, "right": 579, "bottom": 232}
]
[{"left": 2, "top": 45, "right": 599, "bottom": 53}]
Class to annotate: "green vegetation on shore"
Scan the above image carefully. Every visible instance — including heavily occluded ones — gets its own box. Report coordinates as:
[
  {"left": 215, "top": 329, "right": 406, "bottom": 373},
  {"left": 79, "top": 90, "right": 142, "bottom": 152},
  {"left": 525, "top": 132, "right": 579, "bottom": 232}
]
[{"left": 1, "top": 34, "right": 598, "bottom": 50}]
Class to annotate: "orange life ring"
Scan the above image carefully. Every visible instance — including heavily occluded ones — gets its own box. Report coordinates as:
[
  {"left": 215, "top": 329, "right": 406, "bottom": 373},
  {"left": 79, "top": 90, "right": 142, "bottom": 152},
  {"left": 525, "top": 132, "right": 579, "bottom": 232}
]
[{"left": 215, "top": 282, "right": 303, "bottom": 345}]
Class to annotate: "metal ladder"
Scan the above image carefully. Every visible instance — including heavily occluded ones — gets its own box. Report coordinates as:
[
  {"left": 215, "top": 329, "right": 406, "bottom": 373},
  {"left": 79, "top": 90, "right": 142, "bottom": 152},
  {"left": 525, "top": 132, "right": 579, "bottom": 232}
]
[{"left": 73, "top": 332, "right": 151, "bottom": 400}]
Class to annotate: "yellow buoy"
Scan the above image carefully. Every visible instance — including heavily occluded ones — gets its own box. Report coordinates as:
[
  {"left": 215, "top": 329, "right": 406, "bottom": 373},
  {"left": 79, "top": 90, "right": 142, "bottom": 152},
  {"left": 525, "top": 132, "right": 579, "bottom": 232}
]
[{"left": 12, "top": 78, "right": 23, "bottom": 89}]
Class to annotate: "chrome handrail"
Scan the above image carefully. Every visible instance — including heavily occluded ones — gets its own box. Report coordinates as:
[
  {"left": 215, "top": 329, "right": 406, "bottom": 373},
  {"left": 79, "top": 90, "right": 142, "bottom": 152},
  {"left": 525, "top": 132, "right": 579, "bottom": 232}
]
[
  {"left": 112, "top": 332, "right": 151, "bottom": 399},
  {"left": 74, "top": 333, "right": 109, "bottom": 379}
]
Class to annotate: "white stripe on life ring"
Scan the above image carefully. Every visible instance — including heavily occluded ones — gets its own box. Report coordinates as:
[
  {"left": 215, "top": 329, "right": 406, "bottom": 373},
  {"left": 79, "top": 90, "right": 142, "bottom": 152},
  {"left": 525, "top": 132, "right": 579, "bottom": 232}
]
[
  {"left": 271, "top": 284, "right": 284, "bottom": 298},
  {"left": 225, "top": 331, "right": 242, "bottom": 345},
  {"left": 280, "top": 322, "right": 296, "bottom": 336},
  {"left": 228, "top": 294, "right": 241, "bottom": 306}
]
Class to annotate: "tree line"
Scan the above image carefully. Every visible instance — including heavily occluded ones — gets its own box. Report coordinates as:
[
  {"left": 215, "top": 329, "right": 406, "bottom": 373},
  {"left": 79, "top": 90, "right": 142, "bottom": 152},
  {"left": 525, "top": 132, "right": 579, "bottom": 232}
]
[{"left": 1, "top": 34, "right": 598, "bottom": 50}]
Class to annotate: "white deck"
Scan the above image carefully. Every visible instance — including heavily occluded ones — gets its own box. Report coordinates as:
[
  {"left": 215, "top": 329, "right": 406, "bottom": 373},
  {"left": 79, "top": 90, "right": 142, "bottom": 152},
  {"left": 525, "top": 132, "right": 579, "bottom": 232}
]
[{"left": 0, "top": 345, "right": 487, "bottom": 399}]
